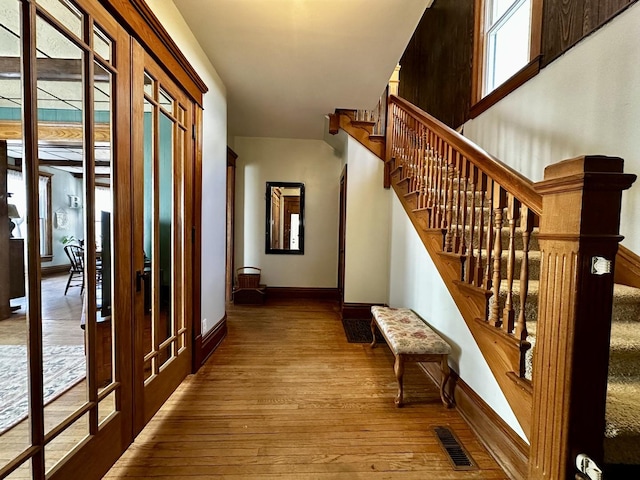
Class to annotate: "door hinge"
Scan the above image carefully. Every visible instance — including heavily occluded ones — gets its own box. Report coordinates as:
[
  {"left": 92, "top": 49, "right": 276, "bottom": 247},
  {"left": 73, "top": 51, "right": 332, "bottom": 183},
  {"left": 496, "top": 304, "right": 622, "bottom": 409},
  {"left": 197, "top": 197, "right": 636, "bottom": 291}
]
[{"left": 192, "top": 124, "right": 196, "bottom": 139}]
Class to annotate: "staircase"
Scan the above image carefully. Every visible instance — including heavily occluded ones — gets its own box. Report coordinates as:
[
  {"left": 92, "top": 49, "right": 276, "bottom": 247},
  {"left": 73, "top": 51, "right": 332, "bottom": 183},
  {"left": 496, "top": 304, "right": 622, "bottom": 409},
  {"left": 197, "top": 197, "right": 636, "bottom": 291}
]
[{"left": 330, "top": 97, "right": 640, "bottom": 478}]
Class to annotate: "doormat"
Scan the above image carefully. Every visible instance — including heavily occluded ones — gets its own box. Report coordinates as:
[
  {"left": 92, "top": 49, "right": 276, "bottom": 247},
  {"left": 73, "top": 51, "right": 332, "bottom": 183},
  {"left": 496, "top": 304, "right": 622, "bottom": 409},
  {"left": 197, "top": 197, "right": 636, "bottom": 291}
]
[
  {"left": 341, "top": 318, "right": 384, "bottom": 344},
  {"left": 0, "top": 344, "right": 86, "bottom": 434}
]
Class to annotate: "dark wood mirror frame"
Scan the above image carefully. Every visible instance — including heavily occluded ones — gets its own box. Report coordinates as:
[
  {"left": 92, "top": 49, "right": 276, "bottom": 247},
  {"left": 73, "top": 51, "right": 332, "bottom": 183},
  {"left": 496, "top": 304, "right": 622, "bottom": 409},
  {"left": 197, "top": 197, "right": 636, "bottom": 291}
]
[{"left": 265, "top": 181, "right": 305, "bottom": 255}]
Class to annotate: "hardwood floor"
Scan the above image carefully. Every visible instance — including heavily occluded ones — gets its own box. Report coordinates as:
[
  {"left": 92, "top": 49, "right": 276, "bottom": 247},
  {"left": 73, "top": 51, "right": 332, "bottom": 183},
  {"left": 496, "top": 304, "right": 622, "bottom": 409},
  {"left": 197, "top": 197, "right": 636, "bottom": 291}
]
[
  {"left": 105, "top": 298, "right": 507, "bottom": 479},
  {"left": 0, "top": 273, "right": 115, "bottom": 476},
  {"left": 0, "top": 273, "right": 85, "bottom": 346}
]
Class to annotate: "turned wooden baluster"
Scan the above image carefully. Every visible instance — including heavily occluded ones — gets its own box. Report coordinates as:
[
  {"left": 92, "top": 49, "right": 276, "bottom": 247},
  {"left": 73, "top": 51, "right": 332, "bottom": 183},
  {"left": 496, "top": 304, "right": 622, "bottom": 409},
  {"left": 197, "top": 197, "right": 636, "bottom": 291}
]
[
  {"left": 457, "top": 156, "right": 469, "bottom": 257},
  {"left": 515, "top": 205, "right": 534, "bottom": 343},
  {"left": 502, "top": 194, "right": 520, "bottom": 334},
  {"left": 426, "top": 130, "right": 436, "bottom": 219},
  {"left": 444, "top": 144, "right": 456, "bottom": 251},
  {"left": 419, "top": 129, "right": 428, "bottom": 209},
  {"left": 432, "top": 137, "right": 442, "bottom": 228},
  {"left": 415, "top": 125, "right": 424, "bottom": 200},
  {"left": 394, "top": 106, "right": 402, "bottom": 164},
  {"left": 489, "top": 183, "right": 507, "bottom": 327},
  {"left": 400, "top": 110, "right": 408, "bottom": 178},
  {"left": 453, "top": 151, "right": 463, "bottom": 254},
  {"left": 473, "top": 172, "right": 488, "bottom": 287},
  {"left": 438, "top": 141, "right": 446, "bottom": 232},
  {"left": 407, "top": 119, "right": 416, "bottom": 191},
  {"left": 464, "top": 163, "right": 477, "bottom": 283}
]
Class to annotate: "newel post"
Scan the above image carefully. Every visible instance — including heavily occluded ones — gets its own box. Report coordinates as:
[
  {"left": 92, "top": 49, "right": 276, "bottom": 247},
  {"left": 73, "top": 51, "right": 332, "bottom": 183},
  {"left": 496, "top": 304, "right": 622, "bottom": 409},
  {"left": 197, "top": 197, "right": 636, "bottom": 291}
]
[{"left": 528, "top": 156, "right": 636, "bottom": 479}]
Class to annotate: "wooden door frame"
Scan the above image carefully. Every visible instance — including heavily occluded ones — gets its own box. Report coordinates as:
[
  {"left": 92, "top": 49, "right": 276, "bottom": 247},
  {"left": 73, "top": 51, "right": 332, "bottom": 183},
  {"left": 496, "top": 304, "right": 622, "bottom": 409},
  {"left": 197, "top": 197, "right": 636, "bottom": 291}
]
[
  {"left": 225, "top": 147, "right": 237, "bottom": 303},
  {"left": 338, "top": 166, "right": 347, "bottom": 306}
]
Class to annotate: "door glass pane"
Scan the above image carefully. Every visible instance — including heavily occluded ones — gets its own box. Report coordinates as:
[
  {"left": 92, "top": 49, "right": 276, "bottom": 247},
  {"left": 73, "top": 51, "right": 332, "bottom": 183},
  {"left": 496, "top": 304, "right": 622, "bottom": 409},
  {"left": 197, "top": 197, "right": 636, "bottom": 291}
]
[
  {"left": 45, "top": 412, "right": 89, "bottom": 473},
  {"left": 0, "top": 0, "right": 30, "bottom": 465},
  {"left": 36, "top": 14, "right": 88, "bottom": 435},
  {"left": 94, "top": 62, "right": 114, "bottom": 403},
  {"left": 158, "top": 88, "right": 173, "bottom": 112},
  {"left": 143, "top": 72, "right": 154, "bottom": 98},
  {"left": 93, "top": 24, "right": 112, "bottom": 64},
  {"left": 157, "top": 111, "right": 174, "bottom": 368},
  {"left": 37, "top": 0, "right": 84, "bottom": 40},
  {"left": 143, "top": 97, "right": 153, "bottom": 380}
]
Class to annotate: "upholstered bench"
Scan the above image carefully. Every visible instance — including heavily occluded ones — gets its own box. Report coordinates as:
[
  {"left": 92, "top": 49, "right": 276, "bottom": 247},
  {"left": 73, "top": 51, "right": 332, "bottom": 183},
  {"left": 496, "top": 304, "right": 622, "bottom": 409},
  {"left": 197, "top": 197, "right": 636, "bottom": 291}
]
[{"left": 370, "top": 306, "right": 453, "bottom": 408}]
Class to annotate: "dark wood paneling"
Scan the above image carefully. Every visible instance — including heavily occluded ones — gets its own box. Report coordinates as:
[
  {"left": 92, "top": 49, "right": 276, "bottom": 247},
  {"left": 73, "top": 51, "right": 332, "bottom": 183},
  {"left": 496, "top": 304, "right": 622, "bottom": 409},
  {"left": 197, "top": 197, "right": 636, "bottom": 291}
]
[
  {"left": 398, "top": 0, "right": 474, "bottom": 129},
  {"left": 542, "top": 0, "right": 637, "bottom": 66},
  {"left": 265, "top": 287, "right": 339, "bottom": 301}
]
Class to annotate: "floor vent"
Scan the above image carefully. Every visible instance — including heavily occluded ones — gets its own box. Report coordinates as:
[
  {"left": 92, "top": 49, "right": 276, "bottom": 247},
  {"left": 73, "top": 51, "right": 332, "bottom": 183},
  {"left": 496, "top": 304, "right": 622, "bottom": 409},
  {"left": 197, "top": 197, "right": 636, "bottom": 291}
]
[{"left": 433, "top": 426, "right": 477, "bottom": 471}]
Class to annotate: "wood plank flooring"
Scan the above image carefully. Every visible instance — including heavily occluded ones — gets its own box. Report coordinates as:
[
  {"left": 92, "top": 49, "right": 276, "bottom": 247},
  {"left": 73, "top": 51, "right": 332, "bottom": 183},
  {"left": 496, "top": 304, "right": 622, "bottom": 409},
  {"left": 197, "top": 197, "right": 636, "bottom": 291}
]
[
  {"left": 105, "top": 298, "right": 508, "bottom": 479},
  {"left": 0, "top": 273, "right": 115, "bottom": 476}
]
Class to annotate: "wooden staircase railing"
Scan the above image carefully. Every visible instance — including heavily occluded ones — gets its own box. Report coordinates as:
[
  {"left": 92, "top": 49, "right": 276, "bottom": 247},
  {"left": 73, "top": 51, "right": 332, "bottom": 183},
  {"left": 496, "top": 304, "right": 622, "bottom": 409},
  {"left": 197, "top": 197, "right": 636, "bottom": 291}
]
[
  {"left": 376, "top": 94, "right": 637, "bottom": 479},
  {"left": 387, "top": 94, "right": 541, "bottom": 390}
]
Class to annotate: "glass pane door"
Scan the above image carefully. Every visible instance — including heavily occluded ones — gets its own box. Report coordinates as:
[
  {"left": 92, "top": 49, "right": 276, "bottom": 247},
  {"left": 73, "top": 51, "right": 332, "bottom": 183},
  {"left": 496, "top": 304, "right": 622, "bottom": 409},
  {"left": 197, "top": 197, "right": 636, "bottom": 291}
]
[
  {"left": 0, "top": 1, "right": 132, "bottom": 477},
  {"left": 132, "top": 41, "right": 192, "bottom": 430}
]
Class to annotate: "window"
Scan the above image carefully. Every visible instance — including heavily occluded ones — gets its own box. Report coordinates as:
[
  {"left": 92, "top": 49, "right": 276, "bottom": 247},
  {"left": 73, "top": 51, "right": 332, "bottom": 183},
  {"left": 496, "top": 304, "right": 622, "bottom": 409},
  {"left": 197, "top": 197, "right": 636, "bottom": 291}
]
[
  {"left": 472, "top": 0, "right": 543, "bottom": 114},
  {"left": 485, "top": 0, "right": 532, "bottom": 94},
  {"left": 7, "top": 167, "right": 53, "bottom": 259}
]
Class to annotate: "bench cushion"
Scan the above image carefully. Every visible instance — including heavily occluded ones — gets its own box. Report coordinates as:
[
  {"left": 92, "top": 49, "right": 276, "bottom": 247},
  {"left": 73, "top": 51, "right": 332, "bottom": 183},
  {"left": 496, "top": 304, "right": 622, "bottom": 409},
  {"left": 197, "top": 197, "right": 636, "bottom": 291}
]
[{"left": 371, "top": 306, "right": 451, "bottom": 356}]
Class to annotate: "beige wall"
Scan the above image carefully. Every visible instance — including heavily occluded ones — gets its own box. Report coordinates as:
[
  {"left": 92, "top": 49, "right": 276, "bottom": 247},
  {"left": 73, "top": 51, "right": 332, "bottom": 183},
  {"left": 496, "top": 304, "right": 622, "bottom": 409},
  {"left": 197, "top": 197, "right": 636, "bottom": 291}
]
[
  {"left": 234, "top": 137, "right": 341, "bottom": 288},
  {"left": 343, "top": 136, "right": 391, "bottom": 304}
]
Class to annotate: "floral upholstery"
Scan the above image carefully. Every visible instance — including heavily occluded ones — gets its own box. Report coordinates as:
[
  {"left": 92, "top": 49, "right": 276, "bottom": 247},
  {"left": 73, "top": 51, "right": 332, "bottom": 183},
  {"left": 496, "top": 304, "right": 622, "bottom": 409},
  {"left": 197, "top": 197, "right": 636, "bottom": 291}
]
[{"left": 371, "top": 306, "right": 451, "bottom": 356}]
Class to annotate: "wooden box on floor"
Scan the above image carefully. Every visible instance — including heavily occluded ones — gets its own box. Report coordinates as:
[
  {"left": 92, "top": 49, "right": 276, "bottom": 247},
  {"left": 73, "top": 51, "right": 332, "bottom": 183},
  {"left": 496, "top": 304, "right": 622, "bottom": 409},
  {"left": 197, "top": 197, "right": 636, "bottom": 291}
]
[{"left": 233, "top": 284, "right": 267, "bottom": 304}]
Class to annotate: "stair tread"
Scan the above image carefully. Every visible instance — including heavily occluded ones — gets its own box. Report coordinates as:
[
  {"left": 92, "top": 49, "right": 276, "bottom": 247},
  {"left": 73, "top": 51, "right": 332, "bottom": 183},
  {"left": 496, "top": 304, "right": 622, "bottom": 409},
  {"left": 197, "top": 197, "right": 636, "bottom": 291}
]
[
  {"left": 606, "top": 377, "right": 640, "bottom": 437},
  {"left": 604, "top": 377, "right": 640, "bottom": 464}
]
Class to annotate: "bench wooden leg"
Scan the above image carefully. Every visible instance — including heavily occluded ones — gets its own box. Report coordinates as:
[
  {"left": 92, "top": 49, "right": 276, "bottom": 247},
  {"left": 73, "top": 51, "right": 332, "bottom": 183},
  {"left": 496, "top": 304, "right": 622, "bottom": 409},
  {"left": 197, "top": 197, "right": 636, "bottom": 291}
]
[
  {"left": 440, "top": 356, "right": 453, "bottom": 408},
  {"left": 369, "top": 319, "right": 377, "bottom": 348},
  {"left": 394, "top": 355, "right": 404, "bottom": 407}
]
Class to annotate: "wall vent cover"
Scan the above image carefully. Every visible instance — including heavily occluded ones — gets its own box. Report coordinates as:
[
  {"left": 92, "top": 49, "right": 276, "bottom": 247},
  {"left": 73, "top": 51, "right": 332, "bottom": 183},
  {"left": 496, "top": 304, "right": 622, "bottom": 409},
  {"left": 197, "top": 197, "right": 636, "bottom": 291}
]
[{"left": 433, "top": 426, "right": 477, "bottom": 471}]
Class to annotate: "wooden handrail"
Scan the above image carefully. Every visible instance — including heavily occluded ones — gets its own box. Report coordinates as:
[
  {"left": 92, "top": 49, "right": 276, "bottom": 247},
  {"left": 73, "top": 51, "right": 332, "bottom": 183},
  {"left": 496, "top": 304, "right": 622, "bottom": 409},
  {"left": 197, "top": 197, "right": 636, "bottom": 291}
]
[{"left": 390, "top": 95, "right": 542, "bottom": 215}]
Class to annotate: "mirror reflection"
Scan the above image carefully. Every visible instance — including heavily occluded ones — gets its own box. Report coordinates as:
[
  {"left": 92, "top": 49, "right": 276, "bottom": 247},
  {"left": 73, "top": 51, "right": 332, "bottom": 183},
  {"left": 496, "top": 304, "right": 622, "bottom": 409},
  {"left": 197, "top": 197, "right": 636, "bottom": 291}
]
[{"left": 265, "top": 182, "right": 304, "bottom": 254}]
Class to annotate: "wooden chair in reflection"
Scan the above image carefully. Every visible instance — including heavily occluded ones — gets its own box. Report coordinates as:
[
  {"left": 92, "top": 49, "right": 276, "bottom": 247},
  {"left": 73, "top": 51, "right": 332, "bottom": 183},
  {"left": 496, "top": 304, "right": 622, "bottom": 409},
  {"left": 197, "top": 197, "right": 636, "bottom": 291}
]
[{"left": 63, "top": 244, "right": 84, "bottom": 295}]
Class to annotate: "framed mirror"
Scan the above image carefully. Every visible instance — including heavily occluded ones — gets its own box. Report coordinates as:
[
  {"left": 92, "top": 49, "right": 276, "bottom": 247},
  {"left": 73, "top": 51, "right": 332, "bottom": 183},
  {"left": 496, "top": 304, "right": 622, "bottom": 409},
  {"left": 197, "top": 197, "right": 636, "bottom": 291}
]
[{"left": 265, "top": 182, "right": 305, "bottom": 254}]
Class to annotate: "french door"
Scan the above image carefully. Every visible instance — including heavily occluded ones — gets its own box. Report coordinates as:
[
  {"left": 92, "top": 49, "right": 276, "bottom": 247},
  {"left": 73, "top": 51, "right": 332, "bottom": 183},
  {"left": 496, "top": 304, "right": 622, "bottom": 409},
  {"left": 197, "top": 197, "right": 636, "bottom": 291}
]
[
  {"left": 0, "top": 0, "right": 133, "bottom": 478},
  {"left": 131, "top": 41, "right": 194, "bottom": 431}
]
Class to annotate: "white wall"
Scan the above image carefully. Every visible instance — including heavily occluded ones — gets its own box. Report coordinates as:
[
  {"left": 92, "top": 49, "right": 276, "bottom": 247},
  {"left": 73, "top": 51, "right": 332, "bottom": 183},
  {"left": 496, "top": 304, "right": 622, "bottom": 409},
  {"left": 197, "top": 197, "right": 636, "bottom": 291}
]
[
  {"left": 388, "top": 194, "right": 527, "bottom": 440},
  {"left": 234, "top": 137, "right": 341, "bottom": 288},
  {"left": 464, "top": 2, "right": 640, "bottom": 253},
  {"left": 148, "top": 0, "right": 228, "bottom": 335},
  {"left": 343, "top": 136, "right": 391, "bottom": 304}
]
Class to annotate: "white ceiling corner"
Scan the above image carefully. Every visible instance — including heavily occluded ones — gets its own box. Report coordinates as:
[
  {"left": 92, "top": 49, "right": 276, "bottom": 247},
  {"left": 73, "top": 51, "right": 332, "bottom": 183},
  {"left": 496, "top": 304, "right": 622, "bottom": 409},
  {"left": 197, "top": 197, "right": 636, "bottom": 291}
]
[{"left": 173, "top": 0, "right": 430, "bottom": 140}]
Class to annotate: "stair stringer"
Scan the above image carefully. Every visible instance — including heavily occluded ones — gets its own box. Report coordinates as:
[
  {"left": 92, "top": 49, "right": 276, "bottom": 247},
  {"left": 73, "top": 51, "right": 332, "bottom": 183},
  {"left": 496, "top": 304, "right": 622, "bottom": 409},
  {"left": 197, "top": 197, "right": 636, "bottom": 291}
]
[
  {"left": 329, "top": 111, "right": 385, "bottom": 159},
  {"left": 390, "top": 174, "right": 533, "bottom": 441}
]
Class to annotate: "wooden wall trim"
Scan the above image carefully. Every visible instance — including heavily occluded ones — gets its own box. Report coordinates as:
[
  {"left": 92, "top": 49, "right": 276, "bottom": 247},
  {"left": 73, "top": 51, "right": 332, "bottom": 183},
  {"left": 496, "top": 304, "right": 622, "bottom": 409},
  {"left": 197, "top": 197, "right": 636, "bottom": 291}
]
[
  {"left": 470, "top": 56, "right": 541, "bottom": 119},
  {"left": 41, "top": 263, "right": 71, "bottom": 276},
  {"left": 193, "top": 316, "right": 227, "bottom": 370},
  {"left": 266, "top": 287, "right": 339, "bottom": 301},
  {"left": 419, "top": 362, "right": 529, "bottom": 480},
  {"left": 100, "top": 0, "right": 207, "bottom": 105},
  {"left": 341, "top": 302, "right": 385, "bottom": 319}
]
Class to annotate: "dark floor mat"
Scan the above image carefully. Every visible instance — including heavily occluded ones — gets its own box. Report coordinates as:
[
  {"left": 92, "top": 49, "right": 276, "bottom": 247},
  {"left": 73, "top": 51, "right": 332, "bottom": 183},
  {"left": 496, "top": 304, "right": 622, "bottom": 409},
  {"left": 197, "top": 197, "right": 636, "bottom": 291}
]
[{"left": 342, "top": 318, "right": 385, "bottom": 343}]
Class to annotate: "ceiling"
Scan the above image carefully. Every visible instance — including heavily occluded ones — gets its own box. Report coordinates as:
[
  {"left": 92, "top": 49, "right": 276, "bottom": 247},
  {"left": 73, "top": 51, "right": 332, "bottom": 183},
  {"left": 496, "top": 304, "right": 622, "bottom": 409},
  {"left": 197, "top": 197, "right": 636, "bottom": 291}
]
[{"left": 173, "top": 0, "right": 431, "bottom": 140}]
